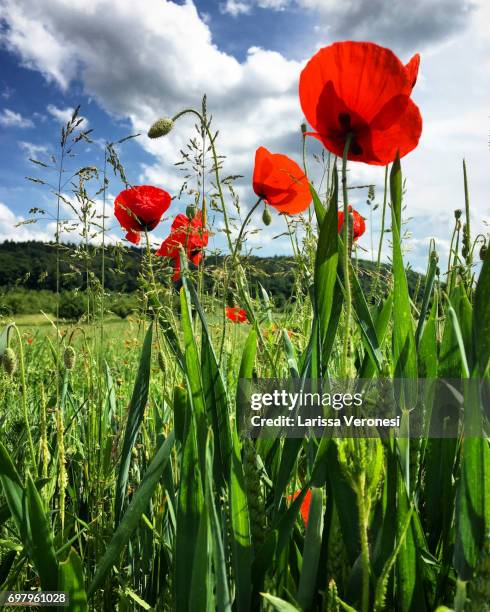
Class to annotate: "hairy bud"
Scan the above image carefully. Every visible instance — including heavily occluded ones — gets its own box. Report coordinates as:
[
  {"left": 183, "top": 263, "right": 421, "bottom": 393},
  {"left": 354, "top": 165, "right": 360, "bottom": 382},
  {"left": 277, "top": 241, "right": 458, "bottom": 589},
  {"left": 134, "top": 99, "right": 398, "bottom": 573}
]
[
  {"left": 480, "top": 243, "right": 487, "bottom": 261},
  {"left": 148, "top": 117, "right": 173, "bottom": 139},
  {"left": 63, "top": 346, "right": 76, "bottom": 370},
  {"left": 2, "top": 347, "right": 17, "bottom": 376},
  {"left": 300, "top": 122, "right": 307, "bottom": 134},
  {"left": 186, "top": 204, "right": 197, "bottom": 219},
  {"left": 454, "top": 209, "right": 462, "bottom": 220},
  {"left": 262, "top": 205, "right": 272, "bottom": 226}
]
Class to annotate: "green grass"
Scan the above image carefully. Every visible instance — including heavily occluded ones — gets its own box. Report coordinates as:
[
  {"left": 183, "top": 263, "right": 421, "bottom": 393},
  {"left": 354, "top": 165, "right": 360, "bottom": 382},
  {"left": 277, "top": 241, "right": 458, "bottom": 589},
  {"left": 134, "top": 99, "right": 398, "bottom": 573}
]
[{"left": 0, "top": 107, "right": 488, "bottom": 612}]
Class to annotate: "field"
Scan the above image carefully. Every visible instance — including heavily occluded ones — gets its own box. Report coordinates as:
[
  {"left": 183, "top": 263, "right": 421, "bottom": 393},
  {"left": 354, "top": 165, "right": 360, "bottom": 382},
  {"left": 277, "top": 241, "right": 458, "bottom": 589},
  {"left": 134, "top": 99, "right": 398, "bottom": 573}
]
[{"left": 0, "top": 43, "right": 489, "bottom": 612}]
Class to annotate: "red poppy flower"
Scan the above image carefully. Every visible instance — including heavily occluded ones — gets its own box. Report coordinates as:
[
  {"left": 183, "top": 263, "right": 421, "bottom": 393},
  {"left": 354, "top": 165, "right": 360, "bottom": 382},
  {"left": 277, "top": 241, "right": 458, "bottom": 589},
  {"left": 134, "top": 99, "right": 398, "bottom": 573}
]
[
  {"left": 299, "top": 42, "right": 422, "bottom": 166},
  {"left": 253, "top": 147, "right": 312, "bottom": 214},
  {"left": 288, "top": 489, "right": 312, "bottom": 528},
  {"left": 156, "top": 211, "right": 209, "bottom": 281},
  {"left": 338, "top": 206, "right": 366, "bottom": 241},
  {"left": 115, "top": 185, "right": 171, "bottom": 245},
  {"left": 226, "top": 306, "right": 248, "bottom": 323}
]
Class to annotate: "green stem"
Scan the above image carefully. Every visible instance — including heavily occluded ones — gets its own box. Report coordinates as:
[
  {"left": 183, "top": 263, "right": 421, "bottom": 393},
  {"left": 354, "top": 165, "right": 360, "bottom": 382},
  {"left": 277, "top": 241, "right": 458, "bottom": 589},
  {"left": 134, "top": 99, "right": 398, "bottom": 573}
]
[
  {"left": 463, "top": 159, "right": 471, "bottom": 263},
  {"left": 372, "top": 165, "right": 389, "bottom": 299},
  {"left": 12, "top": 325, "right": 37, "bottom": 474},
  {"left": 172, "top": 108, "right": 234, "bottom": 253},
  {"left": 218, "top": 198, "right": 262, "bottom": 363},
  {"left": 357, "top": 474, "right": 370, "bottom": 612},
  {"left": 341, "top": 134, "right": 353, "bottom": 378}
]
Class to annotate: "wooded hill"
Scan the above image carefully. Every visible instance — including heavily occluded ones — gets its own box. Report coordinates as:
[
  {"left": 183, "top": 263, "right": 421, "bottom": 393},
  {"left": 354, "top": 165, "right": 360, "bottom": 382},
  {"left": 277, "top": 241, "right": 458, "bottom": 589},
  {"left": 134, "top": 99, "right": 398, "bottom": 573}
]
[{"left": 0, "top": 240, "right": 425, "bottom": 308}]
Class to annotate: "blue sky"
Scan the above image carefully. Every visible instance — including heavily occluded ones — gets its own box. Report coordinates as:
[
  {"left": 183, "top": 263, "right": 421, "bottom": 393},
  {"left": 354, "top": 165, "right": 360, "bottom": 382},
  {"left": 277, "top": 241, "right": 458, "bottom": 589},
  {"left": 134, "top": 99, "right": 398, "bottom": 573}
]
[{"left": 0, "top": 0, "right": 488, "bottom": 271}]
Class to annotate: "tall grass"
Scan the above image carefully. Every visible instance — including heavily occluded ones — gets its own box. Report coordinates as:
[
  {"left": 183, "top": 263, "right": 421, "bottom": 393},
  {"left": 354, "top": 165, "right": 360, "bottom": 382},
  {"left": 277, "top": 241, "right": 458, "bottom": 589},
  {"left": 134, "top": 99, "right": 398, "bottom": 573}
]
[{"left": 0, "top": 97, "right": 489, "bottom": 612}]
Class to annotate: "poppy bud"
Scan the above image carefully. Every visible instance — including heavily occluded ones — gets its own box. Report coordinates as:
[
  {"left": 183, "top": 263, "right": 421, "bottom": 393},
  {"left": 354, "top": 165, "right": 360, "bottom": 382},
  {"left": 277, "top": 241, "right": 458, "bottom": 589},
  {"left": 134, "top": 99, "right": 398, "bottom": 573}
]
[
  {"left": 262, "top": 205, "right": 272, "bottom": 226},
  {"left": 148, "top": 117, "right": 174, "bottom": 139},
  {"left": 454, "top": 209, "right": 462, "bottom": 220},
  {"left": 480, "top": 244, "right": 487, "bottom": 261},
  {"left": 436, "top": 266, "right": 441, "bottom": 276},
  {"left": 63, "top": 346, "right": 76, "bottom": 370},
  {"left": 2, "top": 347, "right": 17, "bottom": 376},
  {"left": 300, "top": 122, "right": 307, "bottom": 134},
  {"left": 186, "top": 204, "right": 197, "bottom": 219}
]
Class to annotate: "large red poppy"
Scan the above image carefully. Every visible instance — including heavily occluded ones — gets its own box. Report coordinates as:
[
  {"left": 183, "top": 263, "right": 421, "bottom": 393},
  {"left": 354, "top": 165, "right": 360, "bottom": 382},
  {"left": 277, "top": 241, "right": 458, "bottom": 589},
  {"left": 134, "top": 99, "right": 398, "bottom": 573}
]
[
  {"left": 115, "top": 185, "right": 171, "bottom": 244},
  {"left": 253, "top": 147, "right": 312, "bottom": 214},
  {"left": 226, "top": 306, "right": 248, "bottom": 323},
  {"left": 156, "top": 211, "right": 209, "bottom": 281},
  {"left": 338, "top": 206, "right": 366, "bottom": 241},
  {"left": 299, "top": 42, "right": 422, "bottom": 166}
]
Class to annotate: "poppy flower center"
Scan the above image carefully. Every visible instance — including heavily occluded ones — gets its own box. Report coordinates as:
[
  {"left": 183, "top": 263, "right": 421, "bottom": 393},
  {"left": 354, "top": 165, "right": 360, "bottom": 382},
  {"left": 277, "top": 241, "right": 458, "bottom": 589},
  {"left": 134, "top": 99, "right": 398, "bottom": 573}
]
[{"left": 338, "top": 113, "right": 363, "bottom": 156}]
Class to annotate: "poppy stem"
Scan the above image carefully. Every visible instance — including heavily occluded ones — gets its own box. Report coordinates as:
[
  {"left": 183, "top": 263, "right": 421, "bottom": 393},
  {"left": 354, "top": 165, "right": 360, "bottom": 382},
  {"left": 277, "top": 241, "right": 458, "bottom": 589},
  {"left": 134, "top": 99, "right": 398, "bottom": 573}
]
[
  {"left": 372, "top": 164, "right": 389, "bottom": 299},
  {"left": 171, "top": 108, "right": 234, "bottom": 253},
  {"left": 341, "top": 133, "right": 353, "bottom": 378}
]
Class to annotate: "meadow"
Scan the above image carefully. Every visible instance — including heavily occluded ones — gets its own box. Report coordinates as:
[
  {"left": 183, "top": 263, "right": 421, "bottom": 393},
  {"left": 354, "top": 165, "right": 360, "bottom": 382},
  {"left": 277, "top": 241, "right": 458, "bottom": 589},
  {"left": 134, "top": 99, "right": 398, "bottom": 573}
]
[{"left": 0, "top": 41, "right": 489, "bottom": 612}]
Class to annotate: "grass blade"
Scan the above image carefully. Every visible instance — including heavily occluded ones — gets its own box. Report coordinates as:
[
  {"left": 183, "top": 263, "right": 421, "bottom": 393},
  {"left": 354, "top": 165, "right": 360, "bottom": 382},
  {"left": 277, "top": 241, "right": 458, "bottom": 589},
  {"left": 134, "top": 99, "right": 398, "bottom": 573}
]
[{"left": 114, "top": 323, "right": 153, "bottom": 525}]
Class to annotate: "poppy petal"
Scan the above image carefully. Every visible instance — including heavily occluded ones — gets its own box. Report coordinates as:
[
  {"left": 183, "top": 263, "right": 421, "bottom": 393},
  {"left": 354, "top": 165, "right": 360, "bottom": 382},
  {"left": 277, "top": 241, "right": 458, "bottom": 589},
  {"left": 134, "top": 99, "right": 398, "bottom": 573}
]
[
  {"left": 405, "top": 53, "right": 420, "bottom": 90},
  {"left": 370, "top": 98, "right": 422, "bottom": 165},
  {"left": 125, "top": 229, "right": 141, "bottom": 245},
  {"left": 300, "top": 41, "right": 412, "bottom": 131}
]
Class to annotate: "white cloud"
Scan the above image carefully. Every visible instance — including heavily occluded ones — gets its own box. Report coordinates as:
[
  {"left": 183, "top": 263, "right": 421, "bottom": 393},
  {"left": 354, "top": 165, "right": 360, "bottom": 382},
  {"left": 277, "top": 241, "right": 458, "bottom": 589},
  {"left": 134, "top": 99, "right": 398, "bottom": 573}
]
[
  {"left": 220, "top": 0, "right": 251, "bottom": 16},
  {"left": 0, "top": 108, "right": 33, "bottom": 128},
  {"left": 18, "top": 141, "right": 49, "bottom": 158},
  {"left": 0, "top": 0, "right": 488, "bottom": 271},
  {"left": 47, "top": 104, "right": 88, "bottom": 126},
  {"left": 0, "top": 201, "right": 55, "bottom": 242}
]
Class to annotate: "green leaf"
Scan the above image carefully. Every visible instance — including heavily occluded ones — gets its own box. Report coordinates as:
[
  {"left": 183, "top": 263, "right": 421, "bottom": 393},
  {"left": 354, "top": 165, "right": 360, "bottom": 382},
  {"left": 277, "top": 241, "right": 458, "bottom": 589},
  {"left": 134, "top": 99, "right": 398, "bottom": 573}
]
[
  {"left": 88, "top": 432, "right": 175, "bottom": 598},
  {"left": 297, "top": 487, "right": 324, "bottom": 611},
  {"left": 359, "top": 293, "right": 393, "bottom": 379},
  {"left": 474, "top": 249, "right": 490, "bottom": 375},
  {"left": 24, "top": 474, "right": 59, "bottom": 591},
  {"left": 186, "top": 278, "right": 232, "bottom": 489},
  {"left": 58, "top": 548, "right": 88, "bottom": 612},
  {"left": 314, "top": 178, "right": 339, "bottom": 374},
  {"left": 205, "top": 434, "right": 232, "bottom": 612},
  {"left": 236, "top": 329, "right": 257, "bottom": 431},
  {"left": 229, "top": 427, "right": 252, "bottom": 612},
  {"left": 390, "top": 158, "right": 417, "bottom": 381},
  {"left": 415, "top": 250, "right": 438, "bottom": 348},
  {"left": 180, "top": 285, "right": 208, "bottom": 475},
  {"left": 310, "top": 183, "right": 327, "bottom": 227},
  {"left": 114, "top": 324, "right": 153, "bottom": 525},
  {"left": 453, "top": 381, "right": 489, "bottom": 579},
  {"left": 261, "top": 593, "right": 300, "bottom": 611},
  {"left": 0, "top": 441, "right": 25, "bottom": 538},
  {"left": 175, "top": 406, "right": 204, "bottom": 612}
]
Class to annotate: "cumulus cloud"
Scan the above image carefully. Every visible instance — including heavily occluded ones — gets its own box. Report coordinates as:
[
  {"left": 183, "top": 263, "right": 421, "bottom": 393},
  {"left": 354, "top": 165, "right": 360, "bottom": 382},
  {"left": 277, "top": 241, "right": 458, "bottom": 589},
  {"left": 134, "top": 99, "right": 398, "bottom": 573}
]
[
  {"left": 0, "top": 0, "right": 488, "bottom": 270},
  {"left": 0, "top": 108, "right": 33, "bottom": 128},
  {"left": 220, "top": 0, "right": 251, "bottom": 16},
  {"left": 18, "top": 141, "right": 49, "bottom": 158},
  {"left": 47, "top": 104, "right": 89, "bottom": 126},
  {"left": 0, "top": 201, "right": 55, "bottom": 242},
  {"left": 300, "top": 0, "right": 475, "bottom": 53},
  {"left": 217, "top": 0, "right": 475, "bottom": 53}
]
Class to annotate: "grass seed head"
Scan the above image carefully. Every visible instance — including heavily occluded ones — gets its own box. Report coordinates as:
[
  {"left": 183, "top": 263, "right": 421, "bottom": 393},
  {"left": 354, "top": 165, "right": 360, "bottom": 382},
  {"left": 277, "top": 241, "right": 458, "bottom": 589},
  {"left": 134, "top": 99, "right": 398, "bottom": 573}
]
[
  {"left": 63, "top": 346, "right": 76, "bottom": 370},
  {"left": 2, "top": 347, "right": 17, "bottom": 376},
  {"left": 148, "top": 117, "right": 174, "bottom": 139}
]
